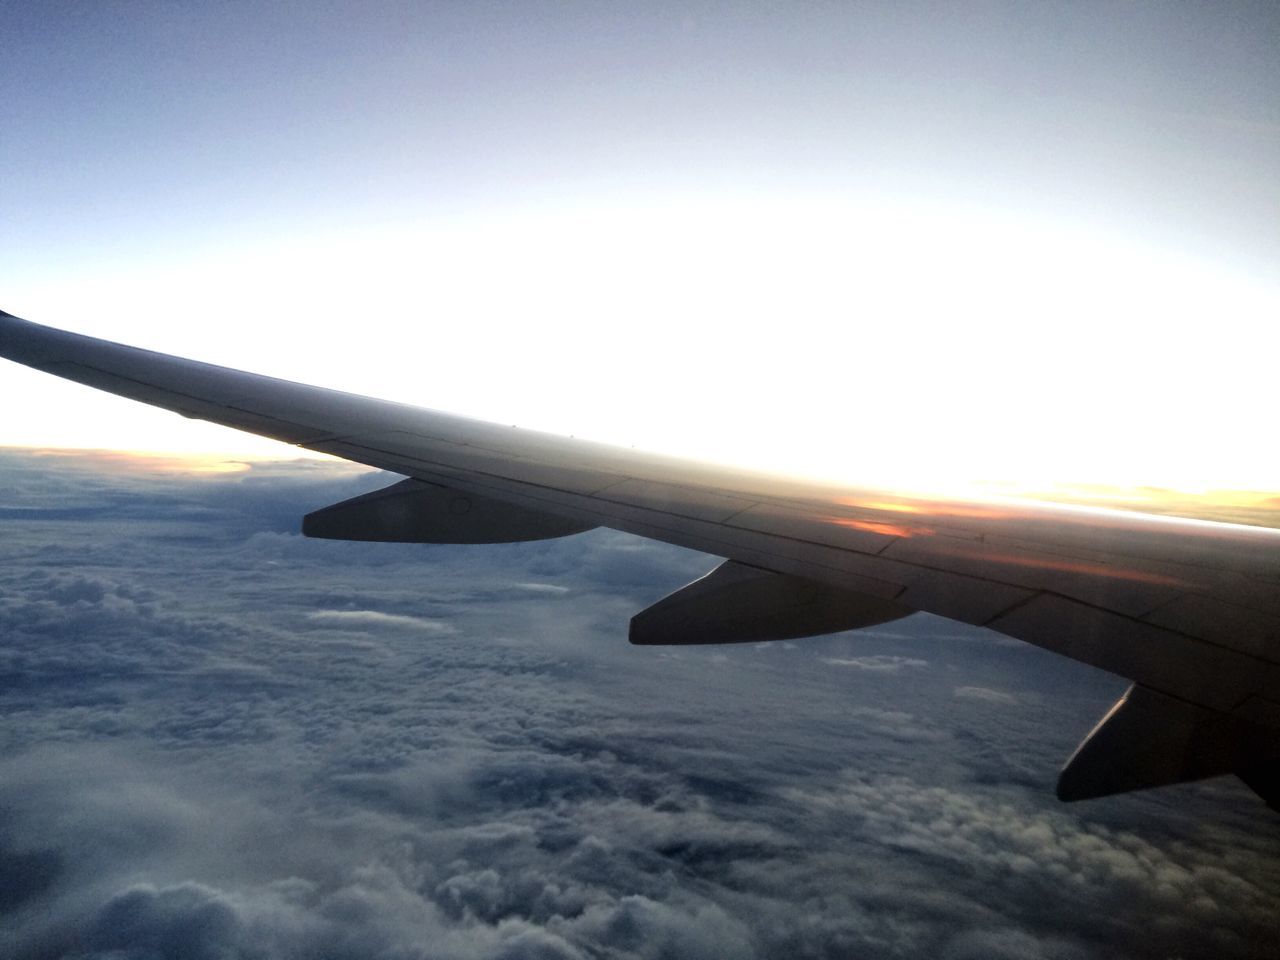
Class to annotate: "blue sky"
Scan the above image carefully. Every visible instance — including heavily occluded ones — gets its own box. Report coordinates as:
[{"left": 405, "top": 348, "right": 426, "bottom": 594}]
[
  {"left": 3, "top": 2, "right": 1278, "bottom": 488},
  {"left": 4, "top": 1, "right": 1276, "bottom": 252}
]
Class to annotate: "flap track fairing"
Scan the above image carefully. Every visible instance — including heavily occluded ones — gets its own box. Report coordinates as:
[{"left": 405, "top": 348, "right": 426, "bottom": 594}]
[
  {"left": 303, "top": 477, "right": 596, "bottom": 544},
  {"left": 1057, "top": 683, "right": 1280, "bottom": 806},
  {"left": 629, "top": 559, "right": 913, "bottom": 646}
]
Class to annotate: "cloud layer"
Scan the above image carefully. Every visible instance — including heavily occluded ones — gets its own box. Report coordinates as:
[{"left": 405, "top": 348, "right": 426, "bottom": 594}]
[{"left": 0, "top": 450, "right": 1276, "bottom": 959}]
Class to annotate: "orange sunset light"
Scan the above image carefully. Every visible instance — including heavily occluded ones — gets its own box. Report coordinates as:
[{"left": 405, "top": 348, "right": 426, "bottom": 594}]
[
  {"left": 22, "top": 447, "right": 260, "bottom": 476},
  {"left": 832, "top": 481, "right": 1280, "bottom": 531}
]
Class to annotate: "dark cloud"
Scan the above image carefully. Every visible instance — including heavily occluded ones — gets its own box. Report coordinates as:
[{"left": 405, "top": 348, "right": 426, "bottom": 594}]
[{"left": 0, "top": 450, "right": 1276, "bottom": 959}]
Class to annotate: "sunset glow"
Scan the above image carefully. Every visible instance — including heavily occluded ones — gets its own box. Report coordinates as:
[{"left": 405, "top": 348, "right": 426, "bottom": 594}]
[
  {"left": 6, "top": 198, "right": 1277, "bottom": 501},
  {"left": 3, "top": 2, "right": 1277, "bottom": 512},
  {"left": 831, "top": 518, "right": 932, "bottom": 539},
  {"left": 836, "top": 481, "right": 1280, "bottom": 530},
  {"left": 19, "top": 448, "right": 260, "bottom": 476}
]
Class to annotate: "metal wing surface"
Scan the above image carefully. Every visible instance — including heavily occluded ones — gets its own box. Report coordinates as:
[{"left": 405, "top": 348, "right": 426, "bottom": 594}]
[{"left": 2, "top": 310, "right": 1277, "bottom": 808}]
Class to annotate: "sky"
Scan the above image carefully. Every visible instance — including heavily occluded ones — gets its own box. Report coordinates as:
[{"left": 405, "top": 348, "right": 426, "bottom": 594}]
[
  {"left": 2, "top": 8, "right": 1280, "bottom": 954},
  {"left": 1, "top": 448, "right": 1278, "bottom": 959},
  {"left": 2, "top": 1, "right": 1279, "bottom": 490}
]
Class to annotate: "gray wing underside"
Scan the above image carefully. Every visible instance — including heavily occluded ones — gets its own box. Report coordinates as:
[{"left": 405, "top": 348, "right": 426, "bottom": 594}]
[{"left": 2, "top": 310, "right": 1278, "bottom": 808}]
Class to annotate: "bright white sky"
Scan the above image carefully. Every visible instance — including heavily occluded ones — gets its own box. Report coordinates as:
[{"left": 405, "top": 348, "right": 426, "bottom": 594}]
[{"left": 3, "top": 3, "right": 1278, "bottom": 491}]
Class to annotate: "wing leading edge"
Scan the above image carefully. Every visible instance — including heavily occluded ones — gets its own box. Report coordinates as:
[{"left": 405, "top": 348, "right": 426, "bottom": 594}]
[{"left": 2, "top": 309, "right": 1278, "bottom": 808}]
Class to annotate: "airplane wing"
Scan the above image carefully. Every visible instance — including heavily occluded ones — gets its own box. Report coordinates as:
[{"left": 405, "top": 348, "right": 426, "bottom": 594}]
[{"left": 2, "top": 309, "right": 1277, "bottom": 808}]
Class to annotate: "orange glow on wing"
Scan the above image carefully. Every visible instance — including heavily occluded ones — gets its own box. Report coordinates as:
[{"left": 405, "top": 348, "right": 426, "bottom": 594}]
[
  {"left": 921, "top": 542, "right": 1190, "bottom": 587},
  {"left": 826, "top": 511, "right": 1189, "bottom": 586},
  {"left": 830, "top": 517, "right": 933, "bottom": 538},
  {"left": 835, "top": 495, "right": 1016, "bottom": 521},
  {"left": 844, "top": 500, "right": 926, "bottom": 514}
]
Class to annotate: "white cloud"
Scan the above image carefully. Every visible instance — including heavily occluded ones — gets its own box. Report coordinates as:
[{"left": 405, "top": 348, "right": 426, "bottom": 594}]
[
  {"left": 307, "top": 610, "right": 459, "bottom": 634},
  {"left": 821, "top": 655, "right": 929, "bottom": 673},
  {"left": 0, "top": 451, "right": 1275, "bottom": 960},
  {"left": 954, "top": 686, "right": 1018, "bottom": 705}
]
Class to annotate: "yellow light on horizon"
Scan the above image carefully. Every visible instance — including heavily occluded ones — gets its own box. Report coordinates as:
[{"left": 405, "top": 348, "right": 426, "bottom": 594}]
[{"left": 13, "top": 447, "right": 283, "bottom": 476}]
